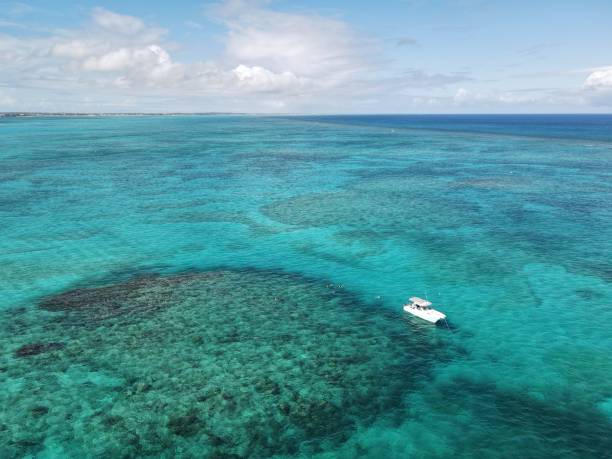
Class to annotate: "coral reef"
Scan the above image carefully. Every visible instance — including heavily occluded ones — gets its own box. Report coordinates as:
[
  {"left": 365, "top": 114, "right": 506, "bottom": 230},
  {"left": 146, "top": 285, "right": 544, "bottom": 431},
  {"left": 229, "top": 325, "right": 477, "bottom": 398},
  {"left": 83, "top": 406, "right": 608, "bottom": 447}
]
[{"left": 0, "top": 268, "right": 442, "bottom": 458}]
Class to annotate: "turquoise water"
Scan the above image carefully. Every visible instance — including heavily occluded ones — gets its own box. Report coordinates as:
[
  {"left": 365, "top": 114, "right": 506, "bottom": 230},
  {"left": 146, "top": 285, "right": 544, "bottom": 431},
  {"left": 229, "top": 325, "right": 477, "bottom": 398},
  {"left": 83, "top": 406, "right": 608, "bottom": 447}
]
[{"left": 1, "top": 115, "right": 611, "bottom": 458}]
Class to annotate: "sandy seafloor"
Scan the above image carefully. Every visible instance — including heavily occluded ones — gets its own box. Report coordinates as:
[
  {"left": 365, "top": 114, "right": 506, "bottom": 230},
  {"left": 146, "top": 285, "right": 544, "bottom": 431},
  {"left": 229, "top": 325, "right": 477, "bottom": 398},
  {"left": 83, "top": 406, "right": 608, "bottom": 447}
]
[{"left": 1, "top": 114, "right": 611, "bottom": 458}]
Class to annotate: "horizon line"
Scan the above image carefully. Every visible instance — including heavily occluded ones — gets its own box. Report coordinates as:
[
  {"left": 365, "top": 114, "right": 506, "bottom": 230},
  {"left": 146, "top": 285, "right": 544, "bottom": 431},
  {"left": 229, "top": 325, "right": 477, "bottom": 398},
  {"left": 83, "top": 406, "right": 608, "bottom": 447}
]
[{"left": 2, "top": 112, "right": 611, "bottom": 117}]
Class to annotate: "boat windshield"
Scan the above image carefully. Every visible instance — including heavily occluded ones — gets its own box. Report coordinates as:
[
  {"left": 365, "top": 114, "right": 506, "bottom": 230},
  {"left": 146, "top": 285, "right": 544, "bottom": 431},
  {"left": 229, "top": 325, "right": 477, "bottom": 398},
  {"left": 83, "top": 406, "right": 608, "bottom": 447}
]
[{"left": 410, "top": 298, "right": 432, "bottom": 308}]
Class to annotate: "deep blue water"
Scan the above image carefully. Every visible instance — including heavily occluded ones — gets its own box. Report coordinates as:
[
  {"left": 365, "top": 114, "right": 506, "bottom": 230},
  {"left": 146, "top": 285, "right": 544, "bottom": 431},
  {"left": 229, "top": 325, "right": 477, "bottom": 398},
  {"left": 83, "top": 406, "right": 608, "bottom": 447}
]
[
  {"left": 292, "top": 114, "right": 612, "bottom": 142},
  {"left": 1, "top": 114, "right": 611, "bottom": 458}
]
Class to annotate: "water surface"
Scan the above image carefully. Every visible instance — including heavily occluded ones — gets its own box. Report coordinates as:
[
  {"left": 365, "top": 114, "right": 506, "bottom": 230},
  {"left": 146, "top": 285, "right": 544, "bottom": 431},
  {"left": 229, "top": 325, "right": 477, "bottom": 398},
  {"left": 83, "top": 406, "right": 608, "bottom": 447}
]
[{"left": 1, "top": 114, "right": 611, "bottom": 458}]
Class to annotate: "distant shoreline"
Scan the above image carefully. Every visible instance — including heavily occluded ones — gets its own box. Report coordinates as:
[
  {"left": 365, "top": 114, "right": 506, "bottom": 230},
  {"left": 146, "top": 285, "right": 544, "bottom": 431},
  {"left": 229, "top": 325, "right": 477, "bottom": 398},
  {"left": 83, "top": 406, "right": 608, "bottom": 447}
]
[
  {"left": 1, "top": 112, "right": 610, "bottom": 118},
  {"left": 0, "top": 112, "right": 247, "bottom": 118}
]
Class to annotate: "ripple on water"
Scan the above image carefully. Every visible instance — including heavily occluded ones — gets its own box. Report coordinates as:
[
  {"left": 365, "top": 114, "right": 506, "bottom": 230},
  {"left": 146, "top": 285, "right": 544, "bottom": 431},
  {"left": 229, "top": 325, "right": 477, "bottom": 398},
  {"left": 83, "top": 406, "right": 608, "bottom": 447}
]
[{"left": 0, "top": 268, "right": 445, "bottom": 458}]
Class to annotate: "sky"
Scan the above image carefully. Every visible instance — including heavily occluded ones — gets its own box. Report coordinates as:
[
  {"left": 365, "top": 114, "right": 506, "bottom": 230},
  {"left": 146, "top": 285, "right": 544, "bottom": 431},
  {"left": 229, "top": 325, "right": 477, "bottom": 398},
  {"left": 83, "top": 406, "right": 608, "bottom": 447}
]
[{"left": 0, "top": 0, "right": 611, "bottom": 113}]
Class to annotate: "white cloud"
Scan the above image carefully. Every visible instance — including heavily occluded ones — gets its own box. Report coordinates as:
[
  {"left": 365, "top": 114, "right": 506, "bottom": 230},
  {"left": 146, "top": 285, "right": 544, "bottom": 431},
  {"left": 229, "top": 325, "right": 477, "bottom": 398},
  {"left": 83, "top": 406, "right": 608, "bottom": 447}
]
[
  {"left": 51, "top": 40, "right": 93, "bottom": 59},
  {"left": 584, "top": 66, "right": 612, "bottom": 89},
  {"left": 92, "top": 7, "right": 145, "bottom": 35},
  {"left": 82, "top": 45, "right": 170, "bottom": 72},
  {"left": 0, "top": 1, "right": 608, "bottom": 113},
  {"left": 0, "top": 1, "right": 376, "bottom": 112},
  {"left": 0, "top": 4, "right": 310, "bottom": 99},
  {"left": 453, "top": 87, "right": 471, "bottom": 104},
  {"left": 231, "top": 65, "right": 305, "bottom": 91},
  {"left": 583, "top": 66, "right": 612, "bottom": 106},
  {"left": 216, "top": 0, "right": 375, "bottom": 82},
  {"left": 454, "top": 87, "right": 534, "bottom": 106},
  {"left": 451, "top": 86, "right": 585, "bottom": 109}
]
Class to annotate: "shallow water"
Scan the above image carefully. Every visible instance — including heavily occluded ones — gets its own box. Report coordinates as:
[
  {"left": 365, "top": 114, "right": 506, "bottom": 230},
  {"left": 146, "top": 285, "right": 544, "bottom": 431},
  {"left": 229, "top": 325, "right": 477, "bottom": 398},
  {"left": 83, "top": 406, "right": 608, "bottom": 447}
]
[{"left": 1, "top": 115, "right": 611, "bottom": 458}]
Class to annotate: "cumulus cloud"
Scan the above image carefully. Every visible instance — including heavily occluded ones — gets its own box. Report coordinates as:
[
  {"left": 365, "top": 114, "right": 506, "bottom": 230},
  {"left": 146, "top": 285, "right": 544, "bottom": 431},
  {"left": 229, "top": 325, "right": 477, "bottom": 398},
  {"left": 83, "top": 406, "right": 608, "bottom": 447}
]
[
  {"left": 1, "top": 9, "right": 175, "bottom": 90},
  {"left": 0, "top": 4, "right": 310, "bottom": 99},
  {"left": 584, "top": 66, "right": 612, "bottom": 89},
  {"left": 82, "top": 45, "right": 172, "bottom": 74},
  {"left": 0, "top": 1, "right": 385, "bottom": 111},
  {"left": 215, "top": 0, "right": 376, "bottom": 84},
  {"left": 583, "top": 66, "right": 612, "bottom": 106},
  {"left": 0, "top": 1, "right": 607, "bottom": 113},
  {"left": 231, "top": 65, "right": 305, "bottom": 91}
]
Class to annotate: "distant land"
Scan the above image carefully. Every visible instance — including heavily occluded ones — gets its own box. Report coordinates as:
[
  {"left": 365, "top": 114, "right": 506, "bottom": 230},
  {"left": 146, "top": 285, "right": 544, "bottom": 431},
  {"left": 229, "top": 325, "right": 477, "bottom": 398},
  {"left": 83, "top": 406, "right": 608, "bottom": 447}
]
[{"left": 0, "top": 112, "right": 246, "bottom": 117}]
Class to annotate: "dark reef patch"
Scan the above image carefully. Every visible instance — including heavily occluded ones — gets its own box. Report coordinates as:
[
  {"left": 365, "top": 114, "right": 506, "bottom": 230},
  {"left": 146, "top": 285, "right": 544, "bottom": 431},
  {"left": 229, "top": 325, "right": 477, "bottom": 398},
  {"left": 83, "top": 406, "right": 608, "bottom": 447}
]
[
  {"left": 167, "top": 410, "right": 202, "bottom": 437},
  {"left": 30, "top": 406, "right": 49, "bottom": 417},
  {"left": 1, "top": 268, "right": 448, "bottom": 458},
  {"left": 426, "top": 376, "right": 612, "bottom": 458},
  {"left": 38, "top": 273, "right": 205, "bottom": 325},
  {"left": 260, "top": 187, "right": 479, "bottom": 232},
  {"left": 15, "top": 342, "right": 64, "bottom": 358}
]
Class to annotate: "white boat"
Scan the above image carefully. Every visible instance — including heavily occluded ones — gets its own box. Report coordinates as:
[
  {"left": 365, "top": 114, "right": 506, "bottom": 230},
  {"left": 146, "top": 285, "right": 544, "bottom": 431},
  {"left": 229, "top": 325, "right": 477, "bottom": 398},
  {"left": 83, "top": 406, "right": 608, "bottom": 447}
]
[{"left": 403, "top": 297, "right": 446, "bottom": 324}]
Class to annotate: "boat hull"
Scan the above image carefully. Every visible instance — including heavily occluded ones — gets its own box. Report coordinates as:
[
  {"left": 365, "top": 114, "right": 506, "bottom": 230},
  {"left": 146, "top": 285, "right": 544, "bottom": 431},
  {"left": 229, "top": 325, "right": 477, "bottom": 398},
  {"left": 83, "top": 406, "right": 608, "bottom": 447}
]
[{"left": 403, "top": 305, "right": 446, "bottom": 324}]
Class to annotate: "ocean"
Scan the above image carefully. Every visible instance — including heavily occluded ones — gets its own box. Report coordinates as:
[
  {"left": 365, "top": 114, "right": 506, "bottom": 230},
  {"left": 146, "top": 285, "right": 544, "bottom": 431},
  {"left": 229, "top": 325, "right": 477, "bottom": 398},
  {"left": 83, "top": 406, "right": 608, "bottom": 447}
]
[{"left": 1, "top": 114, "right": 611, "bottom": 458}]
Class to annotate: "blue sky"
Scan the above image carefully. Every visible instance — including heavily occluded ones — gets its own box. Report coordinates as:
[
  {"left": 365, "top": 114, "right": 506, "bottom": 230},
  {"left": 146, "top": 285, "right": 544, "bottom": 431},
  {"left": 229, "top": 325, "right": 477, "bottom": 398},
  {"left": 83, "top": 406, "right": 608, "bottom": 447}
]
[{"left": 1, "top": 0, "right": 611, "bottom": 113}]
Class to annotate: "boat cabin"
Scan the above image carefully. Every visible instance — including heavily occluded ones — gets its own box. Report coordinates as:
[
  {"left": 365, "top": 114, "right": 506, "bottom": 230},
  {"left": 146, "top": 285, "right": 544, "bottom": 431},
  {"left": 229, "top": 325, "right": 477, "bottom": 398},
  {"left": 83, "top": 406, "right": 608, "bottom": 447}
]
[
  {"left": 404, "top": 296, "right": 447, "bottom": 324},
  {"left": 409, "top": 297, "right": 432, "bottom": 310}
]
